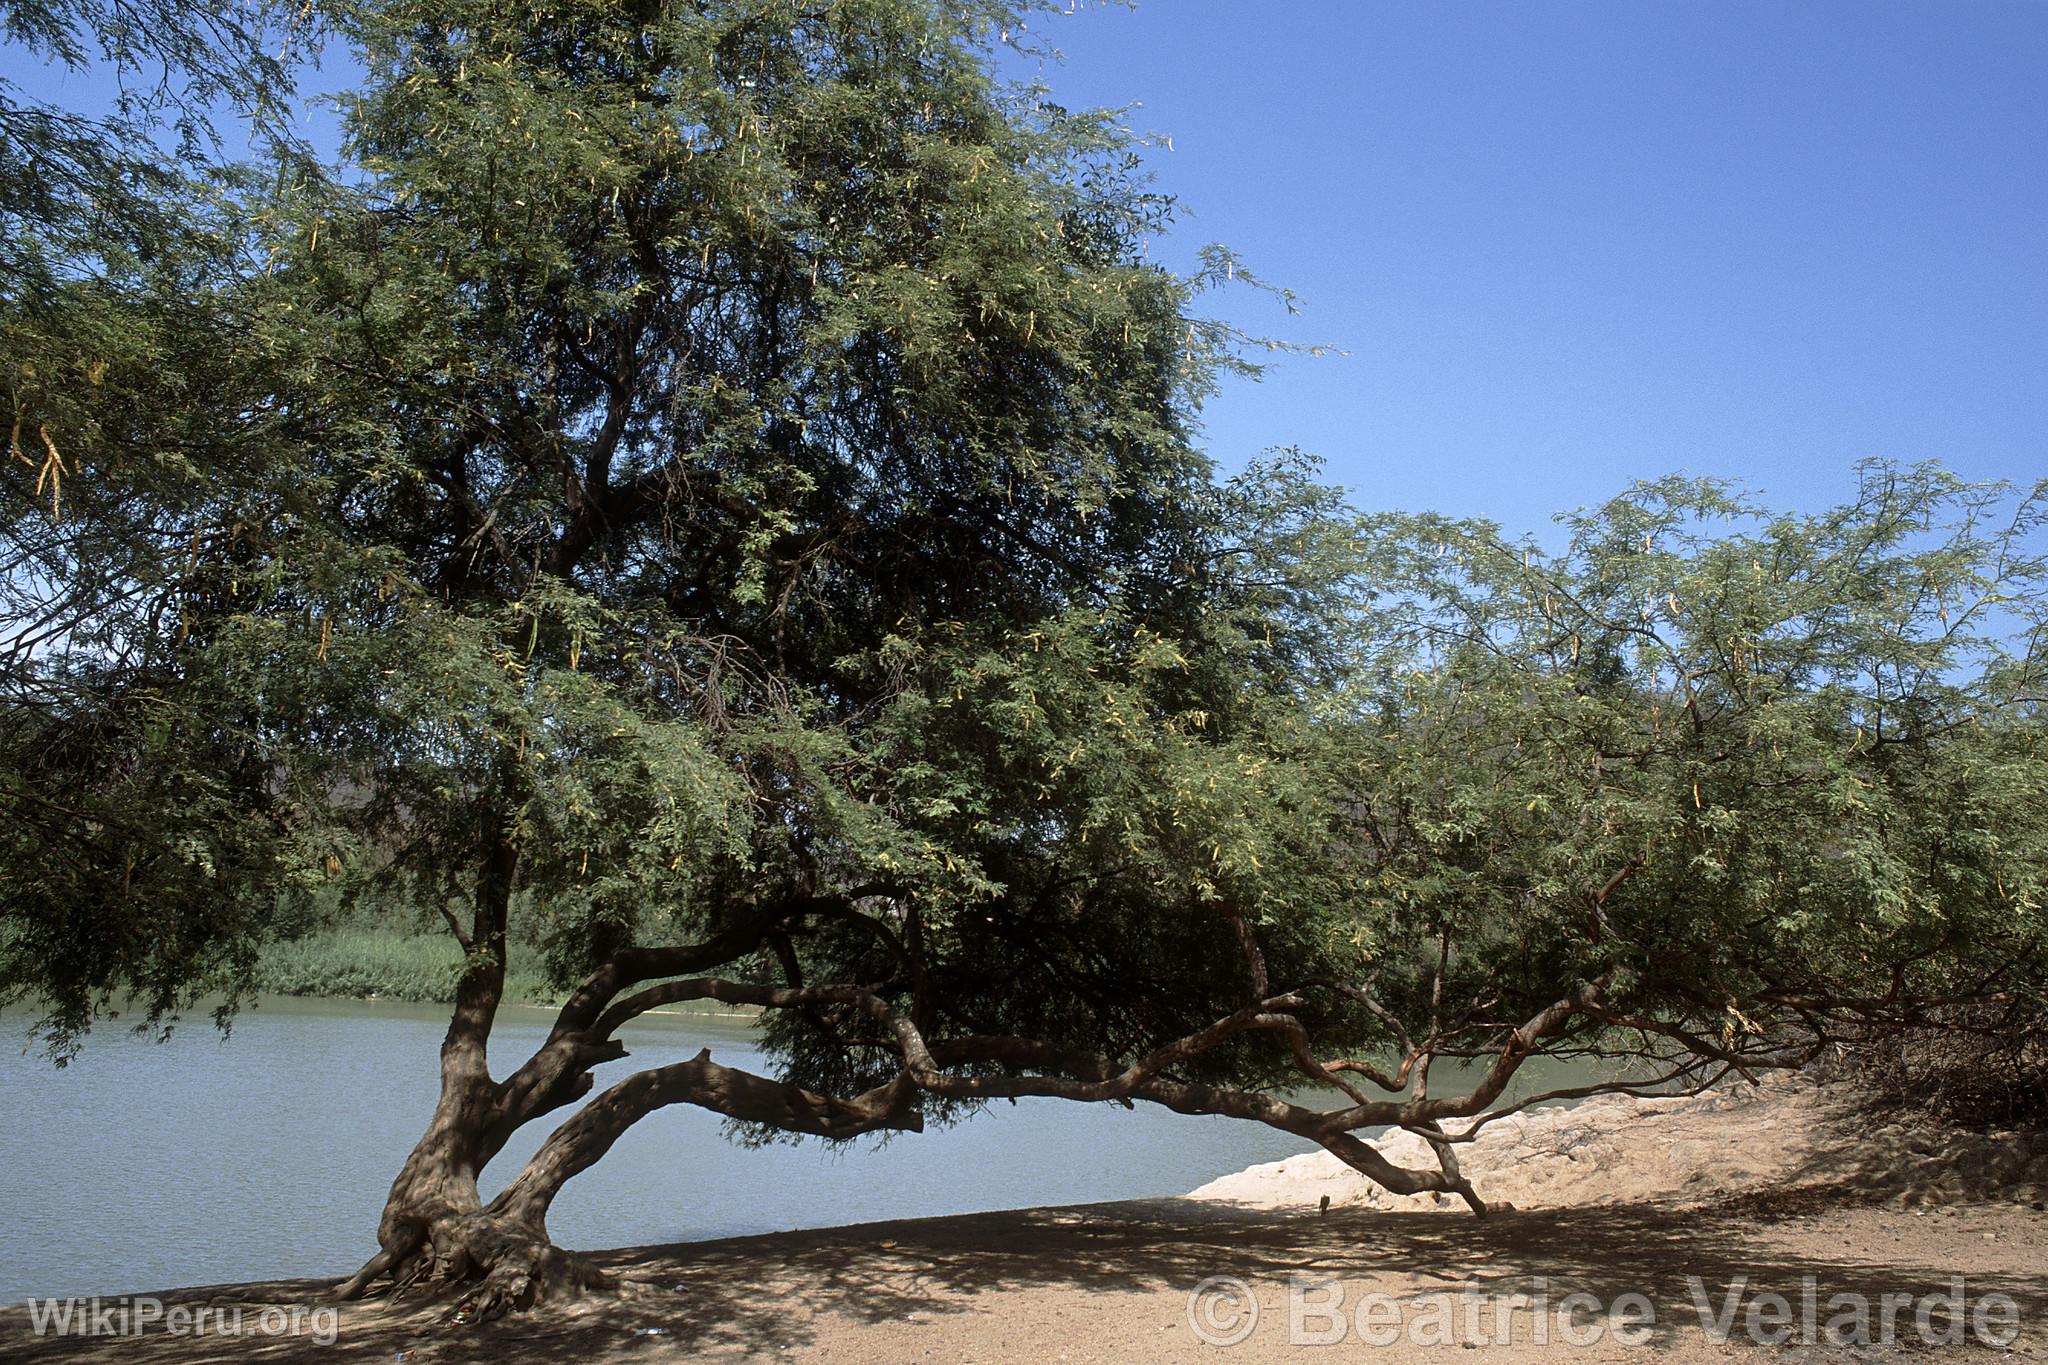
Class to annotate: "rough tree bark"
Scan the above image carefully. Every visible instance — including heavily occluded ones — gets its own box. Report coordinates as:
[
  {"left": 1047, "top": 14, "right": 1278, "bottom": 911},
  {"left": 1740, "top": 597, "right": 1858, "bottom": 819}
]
[
  {"left": 331, "top": 890, "right": 858, "bottom": 1314},
  {"left": 330, "top": 824, "right": 608, "bottom": 1316}
]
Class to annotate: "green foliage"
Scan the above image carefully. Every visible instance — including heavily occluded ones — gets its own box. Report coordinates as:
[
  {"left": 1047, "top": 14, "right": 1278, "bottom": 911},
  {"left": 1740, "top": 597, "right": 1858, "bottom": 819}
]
[
  {"left": 0, "top": 0, "right": 311, "bottom": 289},
  {"left": 3, "top": 0, "right": 2040, "bottom": 1150},
  {"left": 1, "top": 0, "right": 1303, "bottom": 1064},
  {"left": 0, "top": 0, "right": 327, "bottom": 1053},
  {"left": 1321, "top": 462, "right": 2048, "bottom": 1064}
]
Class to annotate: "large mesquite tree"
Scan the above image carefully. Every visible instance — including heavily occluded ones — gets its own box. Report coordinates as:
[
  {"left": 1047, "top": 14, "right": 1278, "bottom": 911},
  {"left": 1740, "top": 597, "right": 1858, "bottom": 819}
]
[
  {"left": 5, "top": 0, "right": 2045, "bottom": 1323},
  {"left": 4, "top": 0, "right": 1427, "bottom": 1311}
]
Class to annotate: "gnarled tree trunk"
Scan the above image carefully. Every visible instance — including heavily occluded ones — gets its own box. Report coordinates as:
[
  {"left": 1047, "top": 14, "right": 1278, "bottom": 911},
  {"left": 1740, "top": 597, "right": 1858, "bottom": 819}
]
[{"left": 334, "top": 826, "right": 610, "bottom": 1317}]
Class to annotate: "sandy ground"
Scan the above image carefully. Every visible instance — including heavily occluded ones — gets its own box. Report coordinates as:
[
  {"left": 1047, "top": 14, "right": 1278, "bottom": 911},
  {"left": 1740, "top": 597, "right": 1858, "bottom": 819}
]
[
  {"left": 3, "top": 1076, "right": 2043, "bottom": 1363},
  {"left": 1189, "top": 1071, "right": 2048, "bottom": 1215}
]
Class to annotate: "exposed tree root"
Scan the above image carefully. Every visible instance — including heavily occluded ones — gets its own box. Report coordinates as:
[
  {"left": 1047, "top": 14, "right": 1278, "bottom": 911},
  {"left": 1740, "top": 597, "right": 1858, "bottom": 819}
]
[{"left": 337, "top": 1212, "right": 612, "bottom": 1323}]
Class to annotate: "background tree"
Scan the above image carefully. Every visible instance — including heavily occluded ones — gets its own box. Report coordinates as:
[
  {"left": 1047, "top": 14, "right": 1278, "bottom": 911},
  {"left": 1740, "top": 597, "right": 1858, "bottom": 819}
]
[{"left": 1319, "top": 463, "right": 2048, "bottom": 1134}]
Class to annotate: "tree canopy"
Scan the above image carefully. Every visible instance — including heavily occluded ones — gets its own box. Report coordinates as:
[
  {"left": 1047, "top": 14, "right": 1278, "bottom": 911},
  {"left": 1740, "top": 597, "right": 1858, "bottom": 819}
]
[{"left": 2, "top": 0, "right": 2043, "bottom": 1320}]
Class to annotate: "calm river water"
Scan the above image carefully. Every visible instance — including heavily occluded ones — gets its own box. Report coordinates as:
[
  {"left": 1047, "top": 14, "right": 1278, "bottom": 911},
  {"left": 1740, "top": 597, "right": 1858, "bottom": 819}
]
[{"left": 1, "top": 996, "right": 1588, "bottom": 1300}]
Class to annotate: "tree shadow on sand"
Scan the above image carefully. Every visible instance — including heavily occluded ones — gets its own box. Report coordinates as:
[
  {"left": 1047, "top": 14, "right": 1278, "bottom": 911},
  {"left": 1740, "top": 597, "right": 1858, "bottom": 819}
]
[{"left": 1, "top": 1189, "right": 2039, "bottom": 1362}]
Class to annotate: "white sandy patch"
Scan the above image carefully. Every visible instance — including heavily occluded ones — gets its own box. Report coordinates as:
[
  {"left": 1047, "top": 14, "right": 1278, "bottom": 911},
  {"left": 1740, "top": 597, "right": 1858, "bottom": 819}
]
[{"left": 1187, "top": 1072, "right": 2048, "bottom": 1215}]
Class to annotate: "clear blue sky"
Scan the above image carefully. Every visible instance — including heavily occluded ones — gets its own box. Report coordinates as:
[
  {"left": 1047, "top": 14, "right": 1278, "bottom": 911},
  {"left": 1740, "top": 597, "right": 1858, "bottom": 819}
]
[{"left": 1007, "top": 1, "right": 2047, "bottom": 533}]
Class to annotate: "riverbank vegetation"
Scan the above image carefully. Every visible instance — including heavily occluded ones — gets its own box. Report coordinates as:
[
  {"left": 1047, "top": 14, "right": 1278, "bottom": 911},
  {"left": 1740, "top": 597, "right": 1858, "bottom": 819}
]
[
  {"left": 253, "top": 923, "right": 560, "bottom": 1008},
  {"left": 2, "top": 0, "right": 2042, "bottom": 1330}
]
